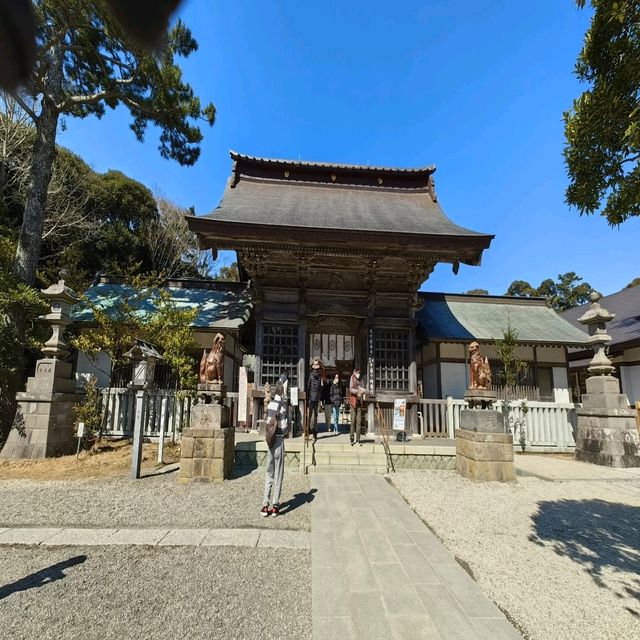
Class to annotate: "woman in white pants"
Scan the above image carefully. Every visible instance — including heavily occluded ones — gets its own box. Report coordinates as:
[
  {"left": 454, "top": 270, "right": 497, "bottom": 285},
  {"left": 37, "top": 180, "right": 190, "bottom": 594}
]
[{"left": 261, "top": 380, "right": 289, "bottom": 517}]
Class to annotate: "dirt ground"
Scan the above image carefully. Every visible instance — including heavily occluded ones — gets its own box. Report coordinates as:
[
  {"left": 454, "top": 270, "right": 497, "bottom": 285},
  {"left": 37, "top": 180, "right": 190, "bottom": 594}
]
[{"left": 0, "top": 440, "right": 181, "bottom": 480}]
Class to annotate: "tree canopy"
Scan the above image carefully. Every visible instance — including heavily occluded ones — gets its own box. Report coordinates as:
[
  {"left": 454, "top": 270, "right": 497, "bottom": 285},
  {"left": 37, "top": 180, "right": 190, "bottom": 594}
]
[
  {"left": 565, "top": 0, "right": 640, "bottom": 225},
  {"left": 12, "top": 0, "right": 215, "bottom": 285},
  {"left": 464, "top": 288, "right": 489, "bottom": 295},
  {"left": 505, "top": 272, "right": 593, "bottom": 311},
  {"left": 626, "top": 277, "right": 640, "bottom": 288},
  {"left": 214, "top": 261, "right": 240, "bottom": 282}
]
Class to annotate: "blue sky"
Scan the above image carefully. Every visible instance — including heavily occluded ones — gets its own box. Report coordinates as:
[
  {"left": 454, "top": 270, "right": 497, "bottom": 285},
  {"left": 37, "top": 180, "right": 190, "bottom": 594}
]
[{"left": 58, "top": 0, "right": 639, "bottom": 295}]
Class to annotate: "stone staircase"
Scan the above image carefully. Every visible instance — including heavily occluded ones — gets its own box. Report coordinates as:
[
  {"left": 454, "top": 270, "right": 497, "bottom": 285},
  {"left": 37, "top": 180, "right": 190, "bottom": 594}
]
[
  {"left": 234, "top": 433, "right": 457, "bottom": 474},
  {"left": 306, "top": 442, "right": 390, "bottom": 474}
]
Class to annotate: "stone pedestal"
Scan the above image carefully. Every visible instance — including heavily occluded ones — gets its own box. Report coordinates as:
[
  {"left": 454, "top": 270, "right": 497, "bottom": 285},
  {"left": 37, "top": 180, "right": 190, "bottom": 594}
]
[
  {"left": 459, "top": 408, "right": 505, "bottom": 433},
  {"left": 179, "top": 402, "right": 235, "bottom": 482},
  {"left": 456, "top": 388, "right": 515, "bottom": 482},
  {"left": 575, "top": 376, "right": 640, "bottom": 468},
  {"left": 0, "top": 359, "right": 80, "bottom": 459},
  {"left": 455, "top": 429, "right": 516, "bottom": 482}
]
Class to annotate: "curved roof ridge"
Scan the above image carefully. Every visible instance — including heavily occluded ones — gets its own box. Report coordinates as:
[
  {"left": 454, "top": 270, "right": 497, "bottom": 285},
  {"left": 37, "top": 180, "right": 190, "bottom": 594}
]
[{"left": 230, "top": 150, "right": 436, "bottom": 174}]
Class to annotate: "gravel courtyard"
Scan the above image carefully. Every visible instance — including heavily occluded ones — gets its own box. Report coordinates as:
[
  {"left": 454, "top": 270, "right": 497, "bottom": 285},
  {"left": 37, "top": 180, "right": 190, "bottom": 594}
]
[
  {"left": 0, "top": 468, "right": 312, "bottom": 531},
  {"left": 391, "top": 466, "right": 640, "bottom": 640},
  {"left": 0, "top": 468, "right": 312, "bottom": 640},
  {"left": 0, "top": 545, "right": 311, "bottom": 640}
]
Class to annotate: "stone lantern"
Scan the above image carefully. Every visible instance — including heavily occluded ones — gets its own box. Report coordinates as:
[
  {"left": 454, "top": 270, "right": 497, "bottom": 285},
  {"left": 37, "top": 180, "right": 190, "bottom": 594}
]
[
  {"left": 123, "top": 339, "right": 163, "bottom": 389},
  {"left": 0, "top": 277, "right": 81, "bottom": 459},
  {"left": 578, "top": 291, "right": 615, "bottom": 377},
  {"left": 123, "top": 340, "right": 163, "bottom": 479},
  {"left": 574, "top": 292, "right": 639, "bottom": 467},
  {"left": 41, "top": 279, "right": 78, "bottom": 359}
]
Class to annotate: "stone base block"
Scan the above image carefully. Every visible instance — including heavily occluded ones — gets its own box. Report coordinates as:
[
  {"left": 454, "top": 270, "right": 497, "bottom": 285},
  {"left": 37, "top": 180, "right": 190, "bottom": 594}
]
[
  {"left": 574, "top": 413, "right": 640, "bottom": 468},
  {"left": 179, "top": 426, "right": 235, "bottom": 483},
  {"left": 190, "top": 404, "right": 230, "bottom": 430},
  {"left": 459, "top": 409, "right": 504, "bottom": 434},
  {"left": 0, "top": 395, "right": 80, "bottom": 459},
  {"left": 455, "top": 429, "right": 516, "bottom": 482}
]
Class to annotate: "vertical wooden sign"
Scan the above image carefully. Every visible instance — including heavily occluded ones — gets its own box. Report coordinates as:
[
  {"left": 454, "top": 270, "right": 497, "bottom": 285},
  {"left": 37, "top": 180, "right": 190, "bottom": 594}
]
[{"left": 367, "top": 327, "right": 375, "bottom": 397}]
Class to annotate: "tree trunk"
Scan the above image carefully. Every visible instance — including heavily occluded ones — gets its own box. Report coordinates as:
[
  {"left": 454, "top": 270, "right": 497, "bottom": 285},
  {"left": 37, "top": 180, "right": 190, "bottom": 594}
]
[
  {"left": 14, "top": 44, "right": 63, "bottom": 286},
  {"left": 13, "top": 101, "right": 59, "bottom": 285}
]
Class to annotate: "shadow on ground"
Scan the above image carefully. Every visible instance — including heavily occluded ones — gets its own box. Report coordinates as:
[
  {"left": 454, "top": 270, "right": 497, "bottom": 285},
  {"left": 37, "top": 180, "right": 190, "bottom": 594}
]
[
  {"left": 0, "top": 555, "right": 87, "bottom": 601},
  {"left": 530, "top": 499, "right": 640, "bottom": 616},
  {"left": 280, "top": 488, "right": 317, "bottom": 515}
]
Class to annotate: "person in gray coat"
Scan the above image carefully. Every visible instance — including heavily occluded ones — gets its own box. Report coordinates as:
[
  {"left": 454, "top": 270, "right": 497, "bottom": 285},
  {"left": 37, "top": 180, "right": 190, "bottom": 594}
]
[{"left": 261, "top": 379, "right": 289, "bottom": 517}]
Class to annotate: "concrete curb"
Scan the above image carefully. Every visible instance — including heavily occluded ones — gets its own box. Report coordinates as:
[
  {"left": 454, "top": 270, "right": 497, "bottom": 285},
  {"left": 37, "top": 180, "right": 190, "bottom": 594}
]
[{"left": 0, "top": 526, "right": 310, "bottom": 549}]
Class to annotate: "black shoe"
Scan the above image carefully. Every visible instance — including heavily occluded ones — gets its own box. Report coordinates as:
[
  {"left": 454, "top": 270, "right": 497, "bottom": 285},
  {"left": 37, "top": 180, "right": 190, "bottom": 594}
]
[{"left": 350, "top": 440, "right": 355, "bottom": 446}]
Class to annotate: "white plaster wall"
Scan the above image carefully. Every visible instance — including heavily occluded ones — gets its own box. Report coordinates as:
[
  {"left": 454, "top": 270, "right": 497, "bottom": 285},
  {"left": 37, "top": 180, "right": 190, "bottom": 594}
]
[
  {"left": 422, "top": 363, "right": 438, "bottom": 399},
  {"left": 440, "top": 362, "right": 467, "bottom": 399},
  {"left": 439, "top": 343, "right": 466, "bottom": 359},
  {"left": 537, "top": 347, "right": 566, "bottom": 363},
  {"left": 620, "top": 365, "right": 640, "bottom": 404},
  {"left": 480, "top": 344, "right": 534, "bottom": 361},
  {"left": 76, "top": 351, "right": 112, "bottom": 388},
  {"left": 552, "top": 367, "right": 570, "bottom": 403}
]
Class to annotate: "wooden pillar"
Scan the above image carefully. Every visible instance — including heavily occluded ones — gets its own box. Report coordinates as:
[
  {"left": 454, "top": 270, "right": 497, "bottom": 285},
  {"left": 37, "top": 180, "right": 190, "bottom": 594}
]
[
  {"left": 408, "top": 328, "right": 417, "bottom": 395},
  {"left": 297, "top": 319, "right": 306, "bottom": 391},
  {"left": 255, "top": 318, "right": 263, "bottom": 388}
]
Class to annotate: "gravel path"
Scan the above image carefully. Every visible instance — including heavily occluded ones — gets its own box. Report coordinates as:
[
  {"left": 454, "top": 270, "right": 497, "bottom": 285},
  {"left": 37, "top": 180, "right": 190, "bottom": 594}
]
[
  {"left": 0, "top": 545, "right": 311, "bottom": 640},
  {"left": 0, "top": 469, "right": 312, "bottom": 531},
  {"left": 390, "top": 470, "right": 640, "bottom": 640}
]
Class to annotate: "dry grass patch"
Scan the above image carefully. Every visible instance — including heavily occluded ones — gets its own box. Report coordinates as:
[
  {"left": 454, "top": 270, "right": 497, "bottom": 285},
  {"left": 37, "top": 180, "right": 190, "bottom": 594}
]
[{"left": 0, "top": 440, "right": 181, "bottom": 480}]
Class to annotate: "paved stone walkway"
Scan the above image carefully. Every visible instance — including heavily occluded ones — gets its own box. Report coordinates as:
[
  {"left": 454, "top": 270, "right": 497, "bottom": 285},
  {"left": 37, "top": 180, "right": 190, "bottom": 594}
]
[
  {"left": 0, "top": 526, "right": 309, "bottom": 549},
  {"left": 311, "top": 474, "right": 523, "bottom": 640}
]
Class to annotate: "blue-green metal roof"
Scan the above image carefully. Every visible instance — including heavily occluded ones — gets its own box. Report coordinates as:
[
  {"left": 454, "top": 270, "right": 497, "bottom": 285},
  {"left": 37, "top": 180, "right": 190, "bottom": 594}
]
[
  {"left": 418, "top": 293, "right": 589, "bottom": 346},
  {"left": 72, "top": 279, "right": 253, "bottom": 330}
]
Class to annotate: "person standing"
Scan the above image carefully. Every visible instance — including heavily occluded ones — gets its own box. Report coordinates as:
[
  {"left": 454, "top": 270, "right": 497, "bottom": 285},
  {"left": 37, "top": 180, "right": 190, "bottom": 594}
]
[
  {"left": 349, "top": 366, "right": 366, "bottom": 446},
  {"left": 321, "top": 374, "right": 332, "bottom": 433},
  {"left": 261, "top": 379, "right": 288, "bottom": 517},
  {"left": 330, "top": 373, "right": 342, "bottom": 434},
  {"left": 307, "top": 357, "right": 323, "bottom": 442}
]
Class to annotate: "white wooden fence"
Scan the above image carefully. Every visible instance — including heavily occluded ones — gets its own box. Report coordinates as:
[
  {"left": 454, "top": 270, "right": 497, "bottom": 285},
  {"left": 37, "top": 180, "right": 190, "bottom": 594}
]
[
  {"left": 417, "top": 397, "right": 577, "bottom": 452},
  {"left": 99, "top": 388, "right": 576, "bottom": 452},
  {"left": 99, "top": 388, "right": 237, "bottom": 439}
]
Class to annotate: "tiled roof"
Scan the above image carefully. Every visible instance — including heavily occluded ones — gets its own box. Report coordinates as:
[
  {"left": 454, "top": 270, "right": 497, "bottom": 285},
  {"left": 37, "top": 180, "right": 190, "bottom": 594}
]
[
  {"left": 561, "top": 286, "right": 640, "bottom": 349},
  {"left": 72, "top": 279, "right": 252, "bottom": 330},
  {"left": 200, "top": 176, "right": 487, "bottom": 238},
  {"left": 418, "top": 293, "right": 589, "bottom": 345}
]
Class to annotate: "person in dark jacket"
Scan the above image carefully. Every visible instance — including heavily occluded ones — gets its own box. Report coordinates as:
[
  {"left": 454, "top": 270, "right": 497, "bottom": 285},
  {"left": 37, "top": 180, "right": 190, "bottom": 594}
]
[
  {"left": 307, "top": 357, "right": 323, "bottom": 442},
  {"left": 321, "top": 374, "right": 332, "bottom": 432},
  {"left": 329, "top": 373, "right": 342, "bottom": 434}
]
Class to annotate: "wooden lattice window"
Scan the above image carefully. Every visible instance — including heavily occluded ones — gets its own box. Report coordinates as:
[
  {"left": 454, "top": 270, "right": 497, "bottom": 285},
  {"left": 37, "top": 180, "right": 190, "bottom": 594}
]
[
  {"left": 374, "top": 329, "right": 409, "bottom": 391},
  {"left": 261, "top": 324, "right": 298, "bottom": 386}
]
